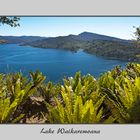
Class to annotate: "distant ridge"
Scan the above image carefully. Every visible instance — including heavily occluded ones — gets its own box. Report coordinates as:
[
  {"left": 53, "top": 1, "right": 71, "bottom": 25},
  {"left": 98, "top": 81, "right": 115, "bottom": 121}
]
[
  {"left": 22, "top": 31, "right": 131, "bottom": 48},
  {"left": 0, "top": 35, "right": 46, "bottom": 44},
  {"left": 0, "top": 31, "right": 131, "bottom": 44},
  {"left": 1, "top": 32, "right": 139, "bottom": 62},
  {"left": 76, "top": 32, "right": 130, "bottom": 42}
]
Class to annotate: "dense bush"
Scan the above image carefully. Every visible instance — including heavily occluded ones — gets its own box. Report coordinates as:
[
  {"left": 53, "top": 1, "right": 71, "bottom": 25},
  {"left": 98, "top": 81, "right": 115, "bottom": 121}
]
[
  {"left": 0, "top": 63, "right": 140, "bottom": 123},
  {"left": 0, "top": 71, "right": 45, "bottom": 123},
  {"left": 98, "top": 63, "right": 140, "bottom": 123},
  {"left": 45, "top": 72, "right": 111, "bottom": 123}
]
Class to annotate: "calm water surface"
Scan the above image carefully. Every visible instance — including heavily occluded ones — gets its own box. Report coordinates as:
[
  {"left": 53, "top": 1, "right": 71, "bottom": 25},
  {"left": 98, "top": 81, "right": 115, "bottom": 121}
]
[{"left": 0, "top": 44, "right": 128, "bottom": 82}]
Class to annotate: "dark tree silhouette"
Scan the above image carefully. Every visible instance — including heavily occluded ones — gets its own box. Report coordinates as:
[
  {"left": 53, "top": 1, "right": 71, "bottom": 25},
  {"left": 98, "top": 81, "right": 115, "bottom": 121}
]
[
  {"left": 136, "top": 27, "right": 140, "bottom": 41},
  {"left": 0, "top": 16, "right": 20, "bottom": 27},
  {"left": 0, "top": 16, "right": 20, "bottom": 43},
  {"left": 132, "top": 26, "right": 140, "bottom": 48},
  {"left": 134, "top": 26, "right": 140, "bottom": 41}
]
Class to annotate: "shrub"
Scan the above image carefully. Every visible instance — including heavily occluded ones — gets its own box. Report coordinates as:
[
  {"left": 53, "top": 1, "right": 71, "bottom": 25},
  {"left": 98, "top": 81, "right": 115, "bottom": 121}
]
[
  {"left": 45, "top": 72, "right": 115, "bottom": 124},
  {"left": 98, "top": 63, "right": 140, "bottom": 123},
  {"left": 0, "top": 71, "right": 45, "bottom": 123},
  {"left": 1, "top": 63, "right": 140, "bottom": 124}
]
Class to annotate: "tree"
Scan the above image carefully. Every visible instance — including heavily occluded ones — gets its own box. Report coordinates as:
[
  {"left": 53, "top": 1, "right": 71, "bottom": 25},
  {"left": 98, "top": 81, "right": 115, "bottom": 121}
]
[
  {"left": 0, "top": 16, "right": 20, "bottom": 43},
  {"left": 135, "top": 27, "right": 140, "bottom": 40},
  {"left": 0, "top": 16, "right": 20, "bottom": 27},
  {"left": 133, "top": 26, "right": 140, "bottom": 41},
  {"left": 133, "top": 26, "right": 140, "bottom": 48}
]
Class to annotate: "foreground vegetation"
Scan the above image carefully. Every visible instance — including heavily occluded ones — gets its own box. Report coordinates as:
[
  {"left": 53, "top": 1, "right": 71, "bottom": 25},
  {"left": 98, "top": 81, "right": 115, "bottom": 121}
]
[{"left": 0, "top": 63, "right": 140, "bottom": 124}]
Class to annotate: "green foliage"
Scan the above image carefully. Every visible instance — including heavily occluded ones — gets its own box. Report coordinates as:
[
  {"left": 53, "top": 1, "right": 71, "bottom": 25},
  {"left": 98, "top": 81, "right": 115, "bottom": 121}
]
[
  {"left": 1, "top": 63, "right": 140, "bottom": 124},
  {"left": 0, "top": 71, "right": 45, "bottom": 123},
  {"left": 63, "top": 72, "right": 98, "bottom": 103},
  {"left": 38, "top": 81, "right": 60, "bottom": 104},
  {"left": 46, "top": 92, "right": 105, "bottom": 124},
  {"left": 45, "top": 72, "right": 115, "bottom": 124},
  {"left": 98, "top": 63, "right": 140, "bottom": 123}
]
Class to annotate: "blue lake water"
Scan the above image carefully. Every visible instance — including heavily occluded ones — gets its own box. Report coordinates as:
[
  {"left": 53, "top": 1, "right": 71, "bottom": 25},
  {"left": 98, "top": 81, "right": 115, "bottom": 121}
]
[{"left": 0, "top": 44, "right": 128, "bottom": 82}]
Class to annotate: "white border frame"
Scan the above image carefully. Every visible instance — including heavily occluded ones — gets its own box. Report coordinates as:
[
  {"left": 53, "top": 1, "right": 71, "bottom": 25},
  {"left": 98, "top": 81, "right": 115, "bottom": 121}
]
[{"left": 0, "top": 0, "right": 140, "bottom": 139}]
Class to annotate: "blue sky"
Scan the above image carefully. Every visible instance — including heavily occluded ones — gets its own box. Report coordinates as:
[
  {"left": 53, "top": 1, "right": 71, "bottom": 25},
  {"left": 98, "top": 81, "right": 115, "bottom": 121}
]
[{"left": 0, "top": 17, "right": 140, "bottom": 39}]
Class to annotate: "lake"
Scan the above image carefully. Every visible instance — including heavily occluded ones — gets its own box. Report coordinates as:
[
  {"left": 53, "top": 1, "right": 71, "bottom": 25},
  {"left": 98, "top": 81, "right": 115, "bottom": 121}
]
[{"left": 0, "top": 44, "right": 128, "bottom": 82}]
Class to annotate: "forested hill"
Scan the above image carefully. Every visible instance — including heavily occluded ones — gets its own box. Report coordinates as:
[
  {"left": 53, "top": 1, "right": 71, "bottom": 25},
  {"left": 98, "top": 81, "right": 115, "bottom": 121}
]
[
  {"left": 68, "top": 32, "right": 131, "bottom": 43},
  {"left": 0, "top": 36, "right": 46, "bottom": 44},
  {"left": 21, "top": 32, "right": 139, "bottom": 62},
  {"left": 1, "top": 32, "right": 139, "bottom": 62},
  {"left": 84, "top": 40, "right": 140, "bottom": 62},
  {"left": 24, "top": 31, "right": 131, "bottom": 45}
]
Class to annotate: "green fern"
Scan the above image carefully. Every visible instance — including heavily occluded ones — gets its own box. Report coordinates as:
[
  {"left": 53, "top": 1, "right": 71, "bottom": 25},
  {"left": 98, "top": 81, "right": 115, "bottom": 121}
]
[
  {"left": 98, "top": 63, "right": 140, "bottom": 123},
  {"left": 45, "top": 73, "right": 115, "bottom": 124},
  {"left": 0, "top": 71, "right": 45, "bottom": 123}
]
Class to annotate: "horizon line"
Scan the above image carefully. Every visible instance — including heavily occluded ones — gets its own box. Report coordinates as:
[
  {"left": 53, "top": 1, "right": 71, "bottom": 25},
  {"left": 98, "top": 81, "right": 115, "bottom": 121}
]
[{"left": 0, "top": 31, "right": 133, "bottom": 40}]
